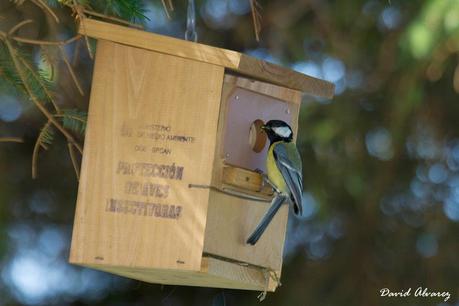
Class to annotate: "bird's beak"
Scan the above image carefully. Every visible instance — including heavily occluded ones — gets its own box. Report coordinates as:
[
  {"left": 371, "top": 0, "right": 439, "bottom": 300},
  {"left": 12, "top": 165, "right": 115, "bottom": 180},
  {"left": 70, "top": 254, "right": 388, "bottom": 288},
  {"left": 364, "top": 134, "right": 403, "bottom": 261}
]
[{"left": 261, "top": 125, "right": 267, "bottom": 131}]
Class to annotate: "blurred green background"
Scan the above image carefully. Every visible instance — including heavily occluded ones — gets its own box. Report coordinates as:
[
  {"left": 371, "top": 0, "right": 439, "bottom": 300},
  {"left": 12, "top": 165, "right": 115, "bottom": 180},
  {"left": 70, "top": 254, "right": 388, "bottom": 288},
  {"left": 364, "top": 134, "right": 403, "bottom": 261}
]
[{"left": 1, "top": 0, "right": 459, "bottom": 305}]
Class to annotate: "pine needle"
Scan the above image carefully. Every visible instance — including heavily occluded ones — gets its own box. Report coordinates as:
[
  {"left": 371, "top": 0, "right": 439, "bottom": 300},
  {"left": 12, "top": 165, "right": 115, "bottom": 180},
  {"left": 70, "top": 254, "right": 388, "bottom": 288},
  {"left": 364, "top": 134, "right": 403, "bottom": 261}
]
[
  {"left": 0, "top": 137, "right": 24, "bottom": 143},
  {"left": 0, "top": 42, "right": 57, "bottom": 109},
  {"left": 58, "top": 45, "right": 84, "bottom": 95},
  {"left": 454, "top": 62, "right": 459, "bottom": 93},
  {"left": 31, "top": 0, "right": 60, "bottom": 23},
  {"left": 72, "top": 39, "right": 81, "bottom": 66},
  {"left": 81, "top": 8, "right": 144, "bottom": 28},
  {"left": 67, "top": 142, "right": 80, "bottom": 180},
  {"left": 40, "top": 46, "right": 56, "bottom": 81},
  {"left": 0, "top": 44, "right": 23, "bottom": 90},
  {"left": 12, "top": 34, "right": 81, "bottom": 46},
  {"left": 110, "top": 0, "right": 148, "bottom": 23},
  {"left": 17, "top": 52, "right": 60, "bottom": 112},
  {"left": 161, "top": 0, "right": 174, "bottom": 19},
  {"left": 71, "top": 1, "right": 94, "bottom": 60},
  {"left": 2, "top": 37, "right": 83, "bottom": 154},
  {"left": 32, "top": 120, "right": 53, "bottom": 179},
  {"left": 56, "top": 109, "right": 87, "bottom": 135},
  {"left": 250, "top": 0, "right": 262, "bottom": 42},
  {"left": 8, "top": 19, "right": 34, "bottom": 36}
]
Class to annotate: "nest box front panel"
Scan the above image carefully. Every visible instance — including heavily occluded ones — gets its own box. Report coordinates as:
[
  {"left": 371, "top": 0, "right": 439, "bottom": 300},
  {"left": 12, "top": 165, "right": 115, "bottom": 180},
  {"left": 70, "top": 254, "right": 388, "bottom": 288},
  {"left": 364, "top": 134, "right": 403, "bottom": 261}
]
[
  {"left": 204, "top": 76, "right": 301, "bottom": 272},
  {"left": 70, "top": 40, "right": 224, "bottom": 272},
  {"left": 223, "top": 88, "right": 295, "bottom": 172}
]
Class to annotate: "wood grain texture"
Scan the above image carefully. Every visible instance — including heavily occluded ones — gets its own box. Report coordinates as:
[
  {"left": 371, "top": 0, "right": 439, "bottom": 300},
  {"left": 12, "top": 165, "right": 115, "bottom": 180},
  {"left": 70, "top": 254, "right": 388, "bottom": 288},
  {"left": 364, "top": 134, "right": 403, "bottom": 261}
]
[
  {"left": 78, "top": 19, "right": 241, "bottom": 68},
  {"left": 222, "top": 166, "right": 273, "bottom": 195},
  {"left": 223, "top": 87, "right": 296, "bottom": 172},
  {"left": 204, "top": 189, "right": 288, "bottom": 272},
  {"left": 224, "top": 74, "right": 302, "bottom": 104},
  {"left": 204, "top": 75, "right": 296, "bottom": 272},
  {"left": 69, "top": 36, "right": 307, "bottom": 290},
  {"left": 82, "top": 256, "right": 277, "bottom": 291},
  {"left": 78, "top": 19, "right": 334, "bottom": 96},
  {"left": 70, "top": 40, "right": 224, "bottom": 272},
  {"left": 238, "top": 55, "right": 335, "bottom": 98}
]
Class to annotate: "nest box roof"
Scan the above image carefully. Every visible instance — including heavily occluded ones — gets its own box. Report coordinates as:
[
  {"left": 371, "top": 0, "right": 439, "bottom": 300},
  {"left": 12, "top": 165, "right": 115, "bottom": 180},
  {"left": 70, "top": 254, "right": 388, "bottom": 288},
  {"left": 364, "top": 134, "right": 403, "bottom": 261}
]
[{"left": 78, "top": 19, "right": 335, "bottom": 98}]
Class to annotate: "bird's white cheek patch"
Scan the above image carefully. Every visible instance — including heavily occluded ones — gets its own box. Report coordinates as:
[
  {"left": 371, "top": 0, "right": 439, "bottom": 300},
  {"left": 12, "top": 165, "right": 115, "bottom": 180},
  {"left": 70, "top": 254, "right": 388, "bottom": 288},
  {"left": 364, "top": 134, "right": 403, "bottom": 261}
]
[{"left": 273, "top": 127, "right": 292, "bottom": 138}]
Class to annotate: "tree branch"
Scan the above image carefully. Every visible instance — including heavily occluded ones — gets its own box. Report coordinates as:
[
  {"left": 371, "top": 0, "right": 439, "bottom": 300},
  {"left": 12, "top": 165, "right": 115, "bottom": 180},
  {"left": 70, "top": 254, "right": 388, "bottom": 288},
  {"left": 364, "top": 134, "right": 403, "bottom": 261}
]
[
  {"left": 81, "top": 9, "right": 143, "bottom": 29},
  {"left": 161, "top": 0, "right": 174, "bottom": 20},
  {"left": 12, "top": 34, "right": 81, "bottom": 46},
  {"left": 3, "top": 38, "right": 83, "bottom": 154},
  {"left": 71, "top": 1, "right": 94, "bottom": 59},
  {"left": 31, "top": 0, "right": 60, "bottom": 23},
  {"left": 0, "top": 137, "right": 24, "bottom": 143},
  {"left": 32, "top": 120, "right": 52, "bottom": 179},
  {"left": 16, "top": 54, "right": 60, "bottom": 112},
  {"left": 58, "top": 45, "right": 84, "bottom": 95},
  {"left": 250, "top": 0, "right": 262, "bottom": 42},
  {"left": 8, "top": 19, "right": 34, "bottom": 36},
  {"left": 67, "top": 142, "right": 80, "bottom": 181}
]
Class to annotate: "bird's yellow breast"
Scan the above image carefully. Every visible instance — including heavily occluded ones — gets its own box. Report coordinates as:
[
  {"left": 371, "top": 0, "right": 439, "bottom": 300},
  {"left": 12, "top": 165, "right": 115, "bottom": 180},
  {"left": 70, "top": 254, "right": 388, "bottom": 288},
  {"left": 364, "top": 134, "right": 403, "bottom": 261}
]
[{"left": 266, "top": 142, "right": 288, "bottom": 193}]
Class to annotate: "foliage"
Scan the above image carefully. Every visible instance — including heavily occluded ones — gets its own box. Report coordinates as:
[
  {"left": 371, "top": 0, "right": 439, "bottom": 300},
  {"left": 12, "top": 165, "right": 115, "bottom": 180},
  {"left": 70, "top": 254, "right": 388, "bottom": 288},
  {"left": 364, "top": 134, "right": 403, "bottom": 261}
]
[
  {"left": 53, "top": 0, "right": 148, "bottom": 23},
  {"left": 59, "top": 108, "right": 87, "bottom": 134},
  {"left": 90, "top": 0, "right": 148, "bottom": 23},
  {"left": 36, "top": 121, "right": 54, "bottom": 148},
  {"left": 1, "top": 42, "right": 55, "bottom": 102},
  {"left": 0, "top": 0, "right": 262, "bottom": 180}
]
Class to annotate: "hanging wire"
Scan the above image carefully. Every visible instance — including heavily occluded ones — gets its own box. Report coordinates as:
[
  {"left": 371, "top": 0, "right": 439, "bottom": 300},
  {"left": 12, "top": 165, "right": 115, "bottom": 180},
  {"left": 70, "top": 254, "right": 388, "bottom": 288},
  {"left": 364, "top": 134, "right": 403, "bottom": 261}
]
[{"left": 185, "top": 0, "right": 198, "bottom": 42}]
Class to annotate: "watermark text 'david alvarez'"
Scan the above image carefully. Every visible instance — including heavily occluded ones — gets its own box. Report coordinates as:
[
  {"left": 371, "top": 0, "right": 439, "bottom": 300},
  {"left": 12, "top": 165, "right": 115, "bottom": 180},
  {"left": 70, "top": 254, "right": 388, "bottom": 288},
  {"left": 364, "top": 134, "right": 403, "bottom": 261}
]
[{"left": 380, "top": 287, "right": 451, "bottom": 302}]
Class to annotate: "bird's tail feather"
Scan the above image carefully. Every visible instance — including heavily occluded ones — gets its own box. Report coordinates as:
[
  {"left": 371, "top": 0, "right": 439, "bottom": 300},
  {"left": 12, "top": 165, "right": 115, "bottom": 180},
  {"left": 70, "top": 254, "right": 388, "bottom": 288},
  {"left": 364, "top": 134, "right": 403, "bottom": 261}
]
[{"left": 246, "top": 195, "right": 287, "bottom": 245}]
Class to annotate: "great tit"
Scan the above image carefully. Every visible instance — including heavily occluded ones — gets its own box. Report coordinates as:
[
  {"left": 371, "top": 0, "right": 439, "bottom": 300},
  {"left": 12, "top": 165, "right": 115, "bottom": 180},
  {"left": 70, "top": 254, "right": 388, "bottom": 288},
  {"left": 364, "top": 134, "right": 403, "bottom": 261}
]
[{"left": 246, "top": 120, "right": 303, "bottom": 245}]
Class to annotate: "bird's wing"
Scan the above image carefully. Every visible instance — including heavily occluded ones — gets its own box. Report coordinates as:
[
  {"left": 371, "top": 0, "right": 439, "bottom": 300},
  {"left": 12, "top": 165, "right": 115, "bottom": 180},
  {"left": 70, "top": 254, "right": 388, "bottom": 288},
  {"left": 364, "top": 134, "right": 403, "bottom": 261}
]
[{"left": 273, "top": 142, "right": 303, "bottom": 216}]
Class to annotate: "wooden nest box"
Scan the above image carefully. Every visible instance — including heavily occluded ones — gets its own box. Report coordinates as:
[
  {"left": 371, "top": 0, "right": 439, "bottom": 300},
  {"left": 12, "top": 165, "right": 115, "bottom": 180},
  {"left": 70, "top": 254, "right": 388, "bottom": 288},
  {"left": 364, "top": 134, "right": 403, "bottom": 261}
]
[{"left": 70, "top": 19, "right": 334, "bottom": 291}]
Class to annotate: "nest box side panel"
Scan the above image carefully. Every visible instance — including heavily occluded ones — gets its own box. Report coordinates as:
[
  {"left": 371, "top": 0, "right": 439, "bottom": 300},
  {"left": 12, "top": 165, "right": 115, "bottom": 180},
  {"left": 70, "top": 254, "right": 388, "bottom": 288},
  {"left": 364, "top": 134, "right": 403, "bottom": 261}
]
[
  {"left": 204, "top": 77, "right": 301, "bottom": 271},
  {"left": 84, "top": 257, "right": 277, "bottom": 291},
  {"left": 70, "top": 40, "right": 224, "bottom": 272},
  {"left": 204, "top": 190, "right": 288, "bottom": 272}
]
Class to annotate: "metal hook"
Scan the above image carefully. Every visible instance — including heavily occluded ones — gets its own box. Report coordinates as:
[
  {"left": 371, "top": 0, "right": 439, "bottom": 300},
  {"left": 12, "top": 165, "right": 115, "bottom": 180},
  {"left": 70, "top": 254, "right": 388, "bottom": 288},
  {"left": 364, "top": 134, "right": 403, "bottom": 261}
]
[{"left": 185, "top": 0, "right": 197, "bottom": 42}]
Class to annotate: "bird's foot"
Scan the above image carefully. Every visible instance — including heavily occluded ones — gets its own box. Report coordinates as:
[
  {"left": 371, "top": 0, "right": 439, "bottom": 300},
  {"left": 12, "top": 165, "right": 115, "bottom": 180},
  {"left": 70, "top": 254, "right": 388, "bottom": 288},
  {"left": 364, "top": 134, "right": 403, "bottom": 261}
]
[
  {"left": 254, "top": 169, "right": 282, "bottom": 194},
  {"left": 254, "top": 168, "right": 264, "bottom": 175}
]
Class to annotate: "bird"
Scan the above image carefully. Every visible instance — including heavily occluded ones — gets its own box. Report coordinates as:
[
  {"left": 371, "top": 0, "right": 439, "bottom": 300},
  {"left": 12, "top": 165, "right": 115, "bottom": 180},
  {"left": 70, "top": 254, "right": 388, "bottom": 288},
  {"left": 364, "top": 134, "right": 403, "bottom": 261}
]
[{"left": 246, "top": 120, "right": 303, "bottom": 245}]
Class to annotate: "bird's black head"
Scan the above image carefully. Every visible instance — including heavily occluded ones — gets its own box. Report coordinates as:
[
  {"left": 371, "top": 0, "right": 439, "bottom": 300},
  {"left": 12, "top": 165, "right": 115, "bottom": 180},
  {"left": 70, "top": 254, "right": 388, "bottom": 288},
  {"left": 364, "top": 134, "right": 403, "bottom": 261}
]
[{"left": 262, "top": 120, "right": 294, "bottom": 143}]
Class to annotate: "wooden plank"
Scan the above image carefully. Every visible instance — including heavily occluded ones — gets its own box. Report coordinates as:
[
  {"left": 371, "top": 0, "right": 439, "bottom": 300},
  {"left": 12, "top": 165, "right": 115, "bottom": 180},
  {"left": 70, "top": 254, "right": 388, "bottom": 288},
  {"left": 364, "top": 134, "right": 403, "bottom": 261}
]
[
  {"left": 78, "top": 19, "right": 334, "bottom": 97},
  {"left": 70, "top": 40, "right": 224, "bottom": 272},
  {"left": 205, "top": 76, "right": 295, "bottom": 273},
  {"left": 204, "top": 189, "right": 288, "bottom": 272},
  {"left": 224, "top": 74, "right": 302, "bottom": 104},
  {"left": 202, "top": 256, "right": 278, "bottom": 292},
  {"left": 238, "top": 54, "right": 335, "bottom": 98},
  {"left": 78, "top": 19, "right": 241, "bottom": 68},
  {"left": 209, "top": 81, "right": 234, "bottom": 191},
  {"left": 81, "top": 256, "right": 278, "bottom": 291},
  {"left": 211, "top": 80, "right": 272, "bottom": 195},
  {"left": 222, "top": 166, "right": 273, "bottom": 196},
  {"left": 223, "top": 74, "right": 301, "bottom": 142},
  {"left": 222, "top": 86, "right": 299, "bottom": 172}
]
